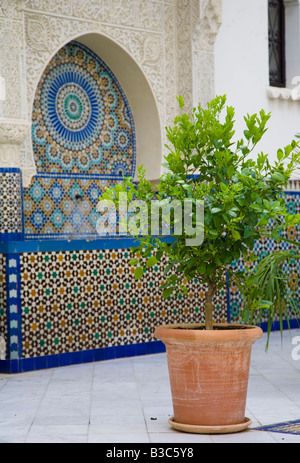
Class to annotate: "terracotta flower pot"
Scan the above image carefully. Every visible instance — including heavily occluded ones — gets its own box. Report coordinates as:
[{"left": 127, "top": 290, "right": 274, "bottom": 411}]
[{"left": 154, "top": 323, "right": 263, "bottom": 434}]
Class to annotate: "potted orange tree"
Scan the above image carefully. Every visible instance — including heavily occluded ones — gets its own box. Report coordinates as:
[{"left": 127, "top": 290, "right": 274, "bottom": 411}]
[{"left": 99, "top": 95, "right": 300, "bottom": 434}]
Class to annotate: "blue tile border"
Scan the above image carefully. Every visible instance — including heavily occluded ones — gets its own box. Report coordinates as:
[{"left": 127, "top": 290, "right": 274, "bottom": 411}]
[
  {"left": 0, "top": 340, "right": 166, "bottom": 374},
  {"left": 36, "top": 172, "right": 133, "bottom": 181},
  {"left": 283, "top": 191, "right": 300, "bottom": 195},
  {"left": 0, "top": 237, "right": 140, "bottom": 254},
  {"left": 0, "top": 168, "right": 22, "bottom": 174},
  {"left": 0, "top": 236, "right": 174, "bottom": 254},
  {"left": 259, "top": 318, "right": 300, "bottom": 332},
  {"left": 5, "top": 254, "right": 22, "bottom": 360},
  {"left": 0, "top": 233, "right": 24, "bottom": 242}
]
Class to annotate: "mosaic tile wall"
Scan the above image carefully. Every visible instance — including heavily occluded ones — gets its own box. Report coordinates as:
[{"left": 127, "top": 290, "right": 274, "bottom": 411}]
[
  {"left": 229, "top": 193, "right": 300, "bottom": 324},
  {"left": 19, "top": 249, "right": 228, "bottom": 359},
  {"left": 24, "top": 40, "right": 136, "bottom": 240},
  {"left": 0, "top": 170, "right": 23, "bottom": 239},
  {"left": 24, "top": 177, "right": 118, "bottom": 239}
]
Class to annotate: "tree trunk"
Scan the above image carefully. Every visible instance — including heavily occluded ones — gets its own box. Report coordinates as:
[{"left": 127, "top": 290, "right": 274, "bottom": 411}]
[{"left": 204, "top": 282, "right": 217, "bottom": 330}]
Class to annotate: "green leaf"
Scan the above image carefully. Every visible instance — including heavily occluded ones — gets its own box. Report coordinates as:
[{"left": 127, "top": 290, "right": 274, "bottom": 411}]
[
  {"left": 220, "top": 183, "right": 228, "bottom": 193},
  {"left": 258, "top": 300, "right": 273, "bottom": 307},
  {"left": 227, "top": 165, "right": 235, "bottom": 178},
  {"left": 272, "top": 172, "right": 286, "bottom": 182},
  {"left": 244, "top": 229, "right": 253, "bottom": 239},
  {"left": 241, "top": 308, "right": 250, "bottom": 323},
  {"left": 146, "top": 256, "right": 158, "bottom": 268},
  {"left": 186, "top": 257, "right": 198, "bottom": 267},
  {"left": 244, "top": 129, "right": 250, "bottom": 140},
  {"left": 128, "top": 259, "right": 139, "bottom": 266},
  {"left": 211, "top": 207, "right": 222, "bottom": 214},
  {"left": 177, "top": 96, "right": 185, "bottom": 110},
  {"left": 277, "top": 149, "right": 284, "bottom": 161},
  {"left": 215, "top": 256, "right": 223, "bottom": 266},
  {"left": 232, "top": 229, "right": 241, "bottom": 240},
  {"left": 115, "top": 183, "right": 124, "bottom": 192},
  {"left": 156, "top": 251, "right": 163, "bottom": 261},
  {"left": 250, "top": 203, "right": 262, "bottom": 211},
  {"left": 207, "top": 263, "right": 215, "bottom": 275},
  {"left": 134, "top": 267, "right": 144, "bottom": 280},
  {"left": 228, "top": 210, "right": 237, "bottom": 218},
  {"left": 168, "top": 274, "right": 178, "bottom": 283},
  {"left": 213, "top": 215, "right": 222, "bottom": 228},
  {"left": 162, "top": 287, "right": 174, "bottom": 298},
  {"left": 208, "top": 229, "right": 218, "bottom": 239},
  {"left": 198, "top": 262, "right": 206, "bottom": 274},
  {"left": 271, "top": 229, "right": 281, "bottom": 241}
]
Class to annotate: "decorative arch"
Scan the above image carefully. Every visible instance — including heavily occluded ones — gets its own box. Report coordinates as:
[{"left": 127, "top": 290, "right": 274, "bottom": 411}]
[
  {"left": 24, "top": 29, "right": 163, "bottom": 187},
  {"left": 24, "top": 34, "right": 162, "bottom": 240},
  {"left": 31, "top": 40, "right": 136, "bottom": 178}
]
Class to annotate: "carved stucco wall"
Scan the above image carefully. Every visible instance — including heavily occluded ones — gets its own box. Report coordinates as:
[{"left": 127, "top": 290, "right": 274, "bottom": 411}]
[{"left": 0, "top": 0, "right": 222, "bottom": 187}]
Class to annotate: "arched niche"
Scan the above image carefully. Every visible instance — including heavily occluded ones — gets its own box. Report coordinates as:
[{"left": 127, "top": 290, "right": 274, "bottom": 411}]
[
  {"left": 32, "top": 39, "right": 137, "bottom": 178},
  {"left": 24, "top": 33, "right": 162, "bottom": 240},
  {"left": 76, "top": 33, "right": 162, "bottom": 181}
]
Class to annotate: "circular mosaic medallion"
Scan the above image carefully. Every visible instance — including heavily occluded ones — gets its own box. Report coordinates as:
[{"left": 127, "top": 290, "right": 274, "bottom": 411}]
[
  {"left": 32, "top": 41, "right": 136, "bottom": 176},
  {"left": 56, "top": 84, "right": 92, "bottom": 130},
  {"left": 44, "top": 69, "right": 103, "bottom": 149}
]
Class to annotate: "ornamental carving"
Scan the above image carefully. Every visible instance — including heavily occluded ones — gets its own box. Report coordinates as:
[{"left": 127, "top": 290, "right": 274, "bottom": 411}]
[
  {"left": 0, "top": 144, "right": 20, "bottom": 167},
  {"left": 0, "top": 120, "right": 30, "bottom": 169},
  {"left": 176, "top": 0, "right": 193, "bottom": 113},
  {"left": 23, "top": 0, "right": 164, "bottom": 32},
  {"left": 0, "top": 23, "right": 25, "bottom": 120},
  {"left": 198, "top": 0, "right": 222, "bottom": 51},
  {"left": 25, "top": 15, "right": 52, "bottom": 53},
  {"left": 0, "top": 0, "right": 22, "bottom": 20},
  {"left": 0, "top": 121, "right": 30, "bottom": 145}
]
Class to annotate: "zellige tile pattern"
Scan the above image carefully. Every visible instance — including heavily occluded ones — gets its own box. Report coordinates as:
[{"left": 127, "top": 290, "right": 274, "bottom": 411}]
[{"left": 20, "top": 249, "right": 228, "bottom": 358}]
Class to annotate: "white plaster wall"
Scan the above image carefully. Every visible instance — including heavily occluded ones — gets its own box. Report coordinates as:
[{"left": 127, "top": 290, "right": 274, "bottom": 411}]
[{"left": 215, "top": 0, "right": 300, "bottom": 168}]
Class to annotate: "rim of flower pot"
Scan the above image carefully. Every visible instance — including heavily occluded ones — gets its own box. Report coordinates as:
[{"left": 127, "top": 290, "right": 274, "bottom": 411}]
[{"left": 154, "top": 322, "right": 263, "bottom": 345}]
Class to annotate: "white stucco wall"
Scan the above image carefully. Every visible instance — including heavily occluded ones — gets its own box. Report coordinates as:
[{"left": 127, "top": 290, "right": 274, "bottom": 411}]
[{"left": 215, "top": 0, "right": 300, "bottom": 168}]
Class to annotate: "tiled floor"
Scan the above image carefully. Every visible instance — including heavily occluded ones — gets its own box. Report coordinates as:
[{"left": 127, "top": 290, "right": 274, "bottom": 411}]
[{"left": 1, "top": 329, "right": 300, "bottom": 443}]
